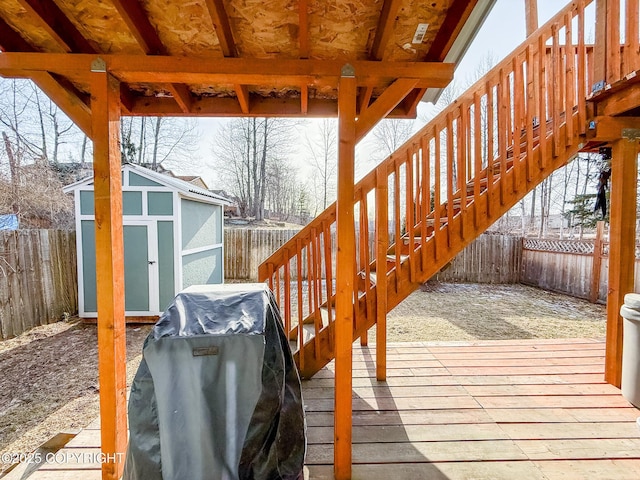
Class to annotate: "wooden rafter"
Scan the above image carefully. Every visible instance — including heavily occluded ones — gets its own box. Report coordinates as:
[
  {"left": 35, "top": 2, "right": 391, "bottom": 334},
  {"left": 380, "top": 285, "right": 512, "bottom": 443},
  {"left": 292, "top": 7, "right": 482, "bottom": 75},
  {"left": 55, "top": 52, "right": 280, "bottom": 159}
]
[
  {"left": 204, "top": 0, "right": 238, "bottom": 57},
  {"left": 299, "top": 0, "right": 309, "bottom": 59},
  {"left": 16, "top": 0, "right": 96, "bottom": 53},
  {"left": 370, "top": 0, "right": 403, "bottom": 61},
  {"left": 110, "top": 0, "right": 192, "bottom": 113},
  {"left": 356, "top": 78, "right": 418, "bottom": 141},
  {"left": 234, "top": 84, "right": 250, "bottom": 114},
  {"left": 358, "top": 86, "right": 374, "bottom": 113},
  {"left": 425, "top": 0, "right": 479, "bottom": 62},
  {"left": 0, "top": 18, "right": 91, "bottom": 136}
]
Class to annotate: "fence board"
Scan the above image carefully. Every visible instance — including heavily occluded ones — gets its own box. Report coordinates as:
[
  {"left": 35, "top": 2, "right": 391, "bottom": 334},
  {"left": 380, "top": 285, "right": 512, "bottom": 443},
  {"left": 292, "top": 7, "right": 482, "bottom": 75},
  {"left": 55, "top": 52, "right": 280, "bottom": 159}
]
[
  {"left": 0, "top": 230, "right": 77, "bottom": 340},
  {"left": 433, "top": 234, "right": 523, "bottom": 284}
]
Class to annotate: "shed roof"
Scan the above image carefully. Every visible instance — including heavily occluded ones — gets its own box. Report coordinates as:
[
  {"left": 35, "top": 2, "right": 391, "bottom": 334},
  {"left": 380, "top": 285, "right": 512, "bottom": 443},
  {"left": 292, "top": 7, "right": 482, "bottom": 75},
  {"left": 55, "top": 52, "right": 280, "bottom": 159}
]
[
  {"left": 0, "top": 1, "right": 495, "bottom": 120},
  {"left": 63, "top": 163, "right": 231, "bottom": 205}
]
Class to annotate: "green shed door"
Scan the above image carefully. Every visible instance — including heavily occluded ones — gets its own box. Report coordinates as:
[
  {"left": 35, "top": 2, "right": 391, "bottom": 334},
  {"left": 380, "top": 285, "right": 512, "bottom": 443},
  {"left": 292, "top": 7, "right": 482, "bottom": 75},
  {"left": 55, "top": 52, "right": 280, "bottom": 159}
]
[{"left": 124, "top": 224, "right": 151, "bottom": 312}]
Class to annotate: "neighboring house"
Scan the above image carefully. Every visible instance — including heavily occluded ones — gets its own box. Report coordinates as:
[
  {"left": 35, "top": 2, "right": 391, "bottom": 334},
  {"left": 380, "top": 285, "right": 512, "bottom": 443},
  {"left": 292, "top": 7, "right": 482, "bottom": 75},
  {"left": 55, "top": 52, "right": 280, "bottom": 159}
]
[{"left": 64, "top": 163, "right": 230, "bottom": 318}]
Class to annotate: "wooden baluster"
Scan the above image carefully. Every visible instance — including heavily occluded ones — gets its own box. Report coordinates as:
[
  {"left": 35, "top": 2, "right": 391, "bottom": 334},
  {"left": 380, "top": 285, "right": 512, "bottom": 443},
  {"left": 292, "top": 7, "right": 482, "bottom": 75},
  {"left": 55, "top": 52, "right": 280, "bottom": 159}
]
[
  {"left": 552, "top": 23, "right": 561, "bottom": 157},
  {"left": 284, "top": 250, "right": 291, "bottom": 334},
  {"left": 486, "top": 81, "right": 495, "bottom": 217},
  {"left": 538, "top": 35, "right": 548, "bottom": 168},
  {"left": 296, "top": 238, "right": 304, "bottom": 372},
  {"left": 268, "top": 263, "right": 274, "bottom": 291},
  {"left": 434, "top": 127, "right": 442, "bottom": 258},
  {"left": 513, "top": 56, "right": 523, "bottom": 194},
  {"left": 577, "top": 0, "right": 587, "bottom": 135},
  {"left": 322, "top": 221, "right": 334, "bottom": 351},
  {"left": 361, "top": 191, "right": 372, "bottom": 340},
  {"left": 526, "top": 43, "right": 536, "bottom": 183},
  {"left": 394, "top": 159, "right": 401, "bottom": 290},
  {"left": 406, "top": 148, "right": 416, "bottom": 280},
  {"left": 420, "top": 135, "right": 430, "bottom": 271},
  {"left": 457, "top": 106, "right": 467, "bottom": 239},
  {"left": 311, "top": 230, "right": 321, "bottom": 357},
  {"left": 627, "top": 0, "right": 639, "bottom": 74},
  {"left": 498, "top": 69, "right": 508, "bottom": 205},
  {"left": 375, "top": 167, "right": 388, "bottom": 381},
  {"left": 473, "top": 93, "right": 482, "bottom": 230},
  {"left": 275, "top": 267, "right": 281, "bottom": 308},
  {"left": 306, "top": 241, "right": 313, "bottom": 320},
  {"left": 446, "top": 112, "right": 454, "bottom": 244},
  {"left": 606, "top": 0, "right": 621, "bottom": 85},
  {"left": 565, "top": 12, "right": 575, "bottom": 147}
]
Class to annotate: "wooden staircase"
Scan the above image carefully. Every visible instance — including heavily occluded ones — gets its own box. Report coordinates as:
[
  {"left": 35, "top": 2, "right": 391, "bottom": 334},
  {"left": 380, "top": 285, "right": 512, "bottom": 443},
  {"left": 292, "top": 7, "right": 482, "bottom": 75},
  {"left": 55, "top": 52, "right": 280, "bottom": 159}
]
[{"left": 259, "top": 0, "right": 594, "bottom": 379}]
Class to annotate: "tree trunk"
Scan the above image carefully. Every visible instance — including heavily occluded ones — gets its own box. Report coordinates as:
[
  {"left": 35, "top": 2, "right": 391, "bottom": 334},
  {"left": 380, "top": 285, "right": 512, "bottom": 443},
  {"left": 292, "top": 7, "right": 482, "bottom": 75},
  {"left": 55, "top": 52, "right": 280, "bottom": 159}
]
[
  {"left": 138, "top": 117, "right": 145, "bottom": 164},
  {"left": 257, "top": 118, "right": 268, "bottom": 220},
  {"left": 3, "top": 131, "right": 20, "bottom": 214},
  {"left": 152, "top": 117, "right": 162, "bottom": 170}
]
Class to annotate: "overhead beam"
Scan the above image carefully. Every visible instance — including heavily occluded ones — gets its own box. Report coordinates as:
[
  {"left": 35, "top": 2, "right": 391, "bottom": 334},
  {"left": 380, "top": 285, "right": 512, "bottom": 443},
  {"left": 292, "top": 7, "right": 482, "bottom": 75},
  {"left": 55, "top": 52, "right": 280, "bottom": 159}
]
[
  {"left": 370, "top": 0, "right": 403, "bottom": 60},
  {"left": 204, "top": 0, "right": 238, "bottom": 57},
  {"left": 0, "top": 53, "right": 454, "bottom": 88},
  {"left": 425, "top": 0, "right": 479, "bottom": 62},
  {"left": 91, "top": 64, "right": 127, "bottom": 480},
  {"left": 16, "top": 0, "right": 96, "bottom": 53},
  {"left": 356, "top": 78, "right": 419, "bottom": 142}
]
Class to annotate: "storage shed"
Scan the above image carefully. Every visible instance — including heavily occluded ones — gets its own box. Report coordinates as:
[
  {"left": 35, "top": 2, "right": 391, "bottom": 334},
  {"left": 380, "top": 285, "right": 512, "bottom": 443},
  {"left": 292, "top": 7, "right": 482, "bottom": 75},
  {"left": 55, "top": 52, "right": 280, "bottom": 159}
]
[{"left": 64, "top": 164, "right": 229, "bottom": 318}]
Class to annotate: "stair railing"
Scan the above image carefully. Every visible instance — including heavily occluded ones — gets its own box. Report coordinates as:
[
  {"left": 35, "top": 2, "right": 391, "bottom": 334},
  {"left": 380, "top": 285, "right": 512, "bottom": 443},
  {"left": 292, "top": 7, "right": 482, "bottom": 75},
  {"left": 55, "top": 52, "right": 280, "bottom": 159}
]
[{"left": 258, "top": 0, "right": 593, "bottom": 366}]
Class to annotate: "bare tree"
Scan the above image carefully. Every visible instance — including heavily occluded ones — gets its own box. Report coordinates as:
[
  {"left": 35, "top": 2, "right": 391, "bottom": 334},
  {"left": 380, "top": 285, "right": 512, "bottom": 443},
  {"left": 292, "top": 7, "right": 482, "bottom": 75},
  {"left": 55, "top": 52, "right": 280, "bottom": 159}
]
[
  {"left": 305, "top": 119, "right": 337, "bottom": 210},
  {"left": 212, "top": 117, "right": 300, "bottom": 220}
]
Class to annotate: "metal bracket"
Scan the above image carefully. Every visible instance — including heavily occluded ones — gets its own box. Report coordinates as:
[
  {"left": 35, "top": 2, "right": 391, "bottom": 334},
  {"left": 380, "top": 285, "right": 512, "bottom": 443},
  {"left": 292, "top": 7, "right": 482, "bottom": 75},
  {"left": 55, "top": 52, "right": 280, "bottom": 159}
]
[
  {"left": 90, "top": 57, "right": 107, "bottom": 73},
  {"left": 622, "top": 129, "right": 640, "bottom": 141},
  {"left": 341, "top": 64, "right": 355, "bottom": 78}
]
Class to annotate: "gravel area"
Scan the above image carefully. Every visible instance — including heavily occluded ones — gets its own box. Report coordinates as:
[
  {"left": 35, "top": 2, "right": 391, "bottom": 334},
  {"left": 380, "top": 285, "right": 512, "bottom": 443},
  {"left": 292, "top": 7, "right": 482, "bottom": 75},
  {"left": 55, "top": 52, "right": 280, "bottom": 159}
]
[{"left": 0, "top": 282, "right": 607, "bottom": 474}]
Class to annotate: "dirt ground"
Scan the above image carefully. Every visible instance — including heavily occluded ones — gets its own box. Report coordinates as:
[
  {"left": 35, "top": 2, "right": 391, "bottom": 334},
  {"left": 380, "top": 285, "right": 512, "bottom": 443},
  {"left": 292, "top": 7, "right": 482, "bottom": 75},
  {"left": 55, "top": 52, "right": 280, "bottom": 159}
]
[{"left": 0, "top": 282, "right": 606, "bottom": 474}]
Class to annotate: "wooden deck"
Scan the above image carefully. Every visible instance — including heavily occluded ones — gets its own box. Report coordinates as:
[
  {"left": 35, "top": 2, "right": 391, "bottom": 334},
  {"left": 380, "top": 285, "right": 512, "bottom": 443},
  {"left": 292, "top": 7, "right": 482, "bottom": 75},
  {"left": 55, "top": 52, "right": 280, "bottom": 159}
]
[{"left": 17, "top": 338, "right": 640, "bottom": 480}]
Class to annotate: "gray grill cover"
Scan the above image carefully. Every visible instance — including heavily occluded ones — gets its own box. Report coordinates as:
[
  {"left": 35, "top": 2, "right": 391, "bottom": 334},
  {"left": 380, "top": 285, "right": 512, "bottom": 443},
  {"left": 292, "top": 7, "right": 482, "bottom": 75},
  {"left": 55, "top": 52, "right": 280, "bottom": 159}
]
[{"left": 123, "top": 284, "right": 306, "bottom": 480}]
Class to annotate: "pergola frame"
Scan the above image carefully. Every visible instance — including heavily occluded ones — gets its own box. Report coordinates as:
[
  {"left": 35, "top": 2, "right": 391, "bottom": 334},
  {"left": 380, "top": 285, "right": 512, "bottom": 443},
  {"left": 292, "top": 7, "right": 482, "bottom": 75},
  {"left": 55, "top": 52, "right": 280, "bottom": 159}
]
[
  {"left": 2, "top": 1, "right": 639, "bottom": 479},
  {"left": 0, "top": 51, "right": 454, "bottom": 480}
]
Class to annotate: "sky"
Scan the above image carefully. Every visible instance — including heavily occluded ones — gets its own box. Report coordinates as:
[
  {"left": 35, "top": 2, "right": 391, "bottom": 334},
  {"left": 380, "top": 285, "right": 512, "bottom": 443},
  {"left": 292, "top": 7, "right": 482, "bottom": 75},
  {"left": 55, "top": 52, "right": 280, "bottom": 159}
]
[{"left": 182, "top": 0, "right": 582, "bottom": 188}]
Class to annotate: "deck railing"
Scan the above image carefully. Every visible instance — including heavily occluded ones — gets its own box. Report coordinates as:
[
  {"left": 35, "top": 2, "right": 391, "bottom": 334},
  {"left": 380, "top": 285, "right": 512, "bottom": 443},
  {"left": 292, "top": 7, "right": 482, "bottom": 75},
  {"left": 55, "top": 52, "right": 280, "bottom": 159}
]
[{"left": 258, "top": 0, "right": 597, "bottom": 369}]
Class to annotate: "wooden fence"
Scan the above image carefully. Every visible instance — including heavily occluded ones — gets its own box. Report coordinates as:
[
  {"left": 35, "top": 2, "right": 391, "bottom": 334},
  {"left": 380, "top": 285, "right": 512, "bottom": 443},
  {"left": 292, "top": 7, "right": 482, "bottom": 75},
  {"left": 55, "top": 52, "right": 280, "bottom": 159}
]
[
  {"left": 225, "top": 228, "right": 302, "bottom": 281},
  {"left": 0, "top": 230, "right": 77, "bottom": 339},
  {"left": 433, "top": 234, "right": 523, "bottom": 284}
]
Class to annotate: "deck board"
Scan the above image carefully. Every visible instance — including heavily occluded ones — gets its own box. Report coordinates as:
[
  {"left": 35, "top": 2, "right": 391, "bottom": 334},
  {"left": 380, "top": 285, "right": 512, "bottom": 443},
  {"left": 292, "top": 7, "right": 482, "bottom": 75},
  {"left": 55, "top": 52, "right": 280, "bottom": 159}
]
[{"left": 24, "top": 338, "right": 640, "bottom": 480}]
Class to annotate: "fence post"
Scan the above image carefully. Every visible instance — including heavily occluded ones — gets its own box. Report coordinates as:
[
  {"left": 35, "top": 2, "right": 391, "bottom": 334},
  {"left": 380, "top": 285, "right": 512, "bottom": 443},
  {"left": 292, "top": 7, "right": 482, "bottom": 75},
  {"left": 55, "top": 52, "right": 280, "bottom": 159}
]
[{"left": 590, "top": 220, "right": 605, "bottom": 303}]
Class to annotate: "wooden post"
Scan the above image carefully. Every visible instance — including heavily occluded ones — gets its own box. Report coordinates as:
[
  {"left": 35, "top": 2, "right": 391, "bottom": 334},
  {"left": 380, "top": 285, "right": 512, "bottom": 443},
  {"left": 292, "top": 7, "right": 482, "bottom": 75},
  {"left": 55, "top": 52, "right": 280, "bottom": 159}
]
[
  {"left": 334, "top": 64, "right": 356, "bottom": 480},
  {"left": 593, "top": 0, "right": 608, "bottom": 92},
  {"left": 375, "top": 167, "right": 388, "bottom": 381},
  {"left": 605, "top": 136, "right": 639, "bottom": 387},
  {"left": 524, "top": 0, "right": 539, "bottom": 36},
  {"left": 590, "top": 221, "right": 605, "bottom": 303},
  {"left": 91, "top": 59, "right": 127, "bottom": 480}
]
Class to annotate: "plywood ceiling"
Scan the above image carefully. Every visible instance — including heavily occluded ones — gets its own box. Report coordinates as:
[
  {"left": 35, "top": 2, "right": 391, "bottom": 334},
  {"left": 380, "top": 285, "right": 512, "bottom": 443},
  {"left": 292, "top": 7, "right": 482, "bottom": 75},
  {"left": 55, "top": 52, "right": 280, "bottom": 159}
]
[{"left": 0, "top": 0, "right": 484, "bottom": 117}]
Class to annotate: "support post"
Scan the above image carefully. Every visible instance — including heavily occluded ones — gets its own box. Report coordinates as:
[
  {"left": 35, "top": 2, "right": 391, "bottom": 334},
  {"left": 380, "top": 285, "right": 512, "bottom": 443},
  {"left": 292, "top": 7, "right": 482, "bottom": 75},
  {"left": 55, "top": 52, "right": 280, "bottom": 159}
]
[
  {"left": 334, "top": 64, "right": 356, "bottom": 480},
  {"left": 375, "top": 167, "right": 388, "bottom": 381},
  {"left": 593, "top": 0, "right": 608, "bottom": 92},
  {"left": 605, "top": 136, "right": 639, "bottom": 387},
  {"left": 524, "top": 0, "right": 538, "bottom": 36},
  {"left": 91, "top": 59, "right": 127, "bottom": 480},
  {"left": 590, "top": 220, "right": 605, "bottom": 303}
]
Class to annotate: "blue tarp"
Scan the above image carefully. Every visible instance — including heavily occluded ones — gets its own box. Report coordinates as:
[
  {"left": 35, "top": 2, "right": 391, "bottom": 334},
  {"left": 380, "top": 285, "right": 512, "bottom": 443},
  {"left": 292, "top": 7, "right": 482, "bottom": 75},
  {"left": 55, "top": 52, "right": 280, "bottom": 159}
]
[{"left": 0, "top": 214, "right": 18, "bottom": 230}]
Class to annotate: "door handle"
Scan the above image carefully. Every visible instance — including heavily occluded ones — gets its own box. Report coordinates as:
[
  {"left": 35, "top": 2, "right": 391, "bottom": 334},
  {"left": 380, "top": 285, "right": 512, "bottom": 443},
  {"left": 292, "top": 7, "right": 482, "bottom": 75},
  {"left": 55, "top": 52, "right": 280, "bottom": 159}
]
[{"left": 148, "top": 260, "right": 156, "bottom": 265}]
